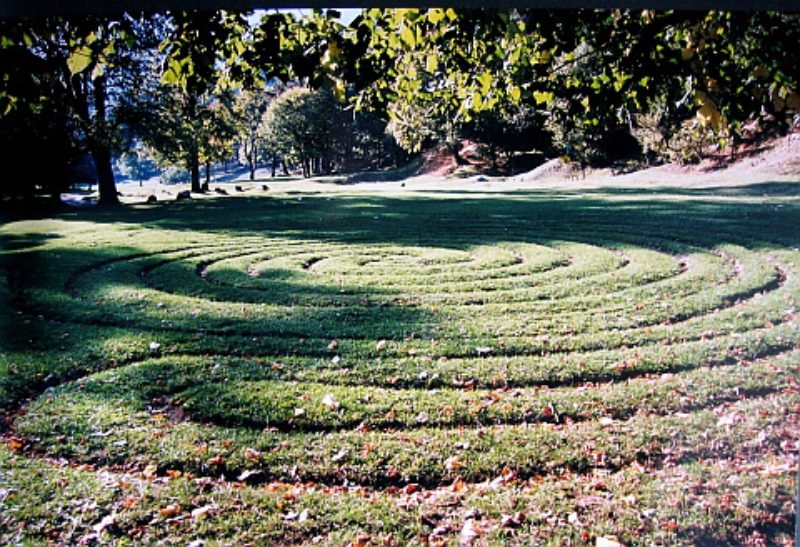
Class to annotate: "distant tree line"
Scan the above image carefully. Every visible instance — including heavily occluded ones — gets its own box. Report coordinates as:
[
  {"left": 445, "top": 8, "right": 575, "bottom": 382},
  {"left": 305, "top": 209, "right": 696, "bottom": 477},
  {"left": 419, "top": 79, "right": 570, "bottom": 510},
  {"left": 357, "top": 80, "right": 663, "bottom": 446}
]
[{"left": 0, "top": 9, "right": 797, "bottom": 203}]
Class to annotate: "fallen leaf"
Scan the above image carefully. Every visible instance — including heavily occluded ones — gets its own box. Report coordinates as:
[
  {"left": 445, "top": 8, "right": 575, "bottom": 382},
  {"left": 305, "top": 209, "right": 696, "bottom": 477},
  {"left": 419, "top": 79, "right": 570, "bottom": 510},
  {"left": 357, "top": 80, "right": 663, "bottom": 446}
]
[
  {"left": 121, "top": 497, "right": 138, "bottom": 509},
  {"left": 475, "top": 346, "right": 493, "bottom": 357},
  {"left": 149, "top": 342, "right": 161, "bottom": 351},
  {"left": 160, "top": 504, "right": 181, "bottom": 517},
  {"left": 142, "top": 464, "right": 158, "bottom": 479},
  {"left": 191, "top": 505, "right": 213, "bottom": 520},
  {"left": 7, "top": 438, "right": 24, "bottom": 451},
  {"left": 445, "top": 456, "right": 463, "bottom": 472},
  {"left": 364, "top": 441, "right": 378, "bottom": 453},
  {"left": 238, "top": 469, "right": 262, "bottom": 481},
  {"left": 207, "top": 455, "right": 225, "bottom": 466},
  {"left": 294, "top": 407, "right": 306, "bottom": 417},
  {"left": 460, "top": 519, "right": 481, "bottom": 545},
  {"left": 596, "top": 537, "right": 625, "bottom": 547},
  {"left": 328, "top": 340, "right": 338, "bottom": 350},
  {"left": 245, "top": 448, "right": 262, "bottom": 461},
  {"left": 93, "top": 513, "right": 115, "bottom": 534},
  {"left": 322, "top": 393, "right": 340, "bottom": 410},
  {"left": 717, "top": 412, "right": 742, "bottom": 427},
  {"left": 376, "top": 339, "right": 387, "bottom": 351}
]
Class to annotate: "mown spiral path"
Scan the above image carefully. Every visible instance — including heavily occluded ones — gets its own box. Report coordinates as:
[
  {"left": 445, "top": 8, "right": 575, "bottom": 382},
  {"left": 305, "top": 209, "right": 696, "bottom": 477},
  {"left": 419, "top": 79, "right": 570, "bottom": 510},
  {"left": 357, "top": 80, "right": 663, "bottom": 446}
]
[{"left": 2, "top": 191, "right": 798, "bottom": 544}]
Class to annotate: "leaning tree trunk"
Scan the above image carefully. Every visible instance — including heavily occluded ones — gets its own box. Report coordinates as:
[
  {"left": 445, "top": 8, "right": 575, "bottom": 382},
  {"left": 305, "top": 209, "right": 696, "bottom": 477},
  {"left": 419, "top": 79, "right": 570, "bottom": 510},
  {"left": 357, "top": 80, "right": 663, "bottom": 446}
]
[{"left": 92, "top": 75, "right": 119, "bottom": 205}]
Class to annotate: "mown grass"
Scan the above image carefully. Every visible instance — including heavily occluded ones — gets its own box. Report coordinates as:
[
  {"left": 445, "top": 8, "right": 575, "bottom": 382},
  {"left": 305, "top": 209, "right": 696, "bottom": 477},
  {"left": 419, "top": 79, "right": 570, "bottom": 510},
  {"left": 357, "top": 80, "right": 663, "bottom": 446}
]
[{"left": 1, "top": 184, "right": 798, "bottom": 544}]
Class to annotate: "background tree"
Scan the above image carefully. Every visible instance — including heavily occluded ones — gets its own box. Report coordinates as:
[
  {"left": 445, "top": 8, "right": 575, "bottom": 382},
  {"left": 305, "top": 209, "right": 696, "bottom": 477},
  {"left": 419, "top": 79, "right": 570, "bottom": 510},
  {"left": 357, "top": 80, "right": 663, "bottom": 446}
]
[
  {"left": 0, "top": 15, "right": 144, "bottom": 203},
  {"left": 259, "top": 87, "right": 340, "bottom": 178},
  {"left": 234, "top": 88, "right": 274, "bottom": 180},
  {"left": 158, "top": 10, "right": 250, "bottom": 192},
  {"left": 116, "top": 141, "right": 157, "bottom": 186}
]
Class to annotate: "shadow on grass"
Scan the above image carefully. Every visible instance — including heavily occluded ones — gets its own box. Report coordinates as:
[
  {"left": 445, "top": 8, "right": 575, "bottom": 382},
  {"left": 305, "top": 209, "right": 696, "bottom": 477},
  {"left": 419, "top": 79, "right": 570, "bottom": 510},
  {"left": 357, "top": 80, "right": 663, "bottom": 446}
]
[
  {"left": 1, "top": 186, "right": 798, "bottom": 413},
  {"left": 36, "top": 183, "right": 796, "bottom": 250}
]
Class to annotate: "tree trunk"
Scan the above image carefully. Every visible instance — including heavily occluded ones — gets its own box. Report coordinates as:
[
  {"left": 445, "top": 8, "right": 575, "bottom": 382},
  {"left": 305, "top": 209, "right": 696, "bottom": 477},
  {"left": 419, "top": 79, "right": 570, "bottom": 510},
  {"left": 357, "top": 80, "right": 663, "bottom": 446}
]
[
  {"left": 281, "top": 160, "right": 289, "bottom": 176},
  {"left": 92, "top": 145, "right": 117, "bottom": 204},
  {"left": 300, "top": 154, "right": 307, "bottom": 178},
  {"left": 249, "top": 142, "right": 257, "bottom": 180},
  {"left": 190, "top": 151, "right": 201, "bottom": 193},
  {"left": 92, "top": 75, "right": 119, "bottom": 205},
  {"left": 186, "top": 93, "right": 202, "bottom": 193},
  {"left": 205, "top": 161, "right": 211, "bottom": 185},
  {"left": 271, "top": 157, "right": 277, "bottom": 177}
]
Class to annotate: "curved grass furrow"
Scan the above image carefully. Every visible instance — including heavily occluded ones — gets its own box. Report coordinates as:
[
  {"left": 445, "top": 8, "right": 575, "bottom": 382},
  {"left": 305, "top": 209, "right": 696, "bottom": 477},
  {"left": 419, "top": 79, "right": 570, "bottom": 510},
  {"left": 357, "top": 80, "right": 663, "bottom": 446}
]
[
  {"left": 15, "top": 358, "right": 798, "bottom": 487},
  {"left": 35, "top": 239, "right": 788, "bottom": 347},
  {"left": 2, "top": 191, "right": 798, "bottom": 544}
]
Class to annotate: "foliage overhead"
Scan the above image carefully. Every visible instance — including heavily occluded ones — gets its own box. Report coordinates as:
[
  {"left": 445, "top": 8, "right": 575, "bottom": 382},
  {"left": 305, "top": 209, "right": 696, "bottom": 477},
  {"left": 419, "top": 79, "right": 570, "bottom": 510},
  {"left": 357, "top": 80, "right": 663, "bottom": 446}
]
[{"left": 1, "top": 8, "right": 799, "bottom": 199}]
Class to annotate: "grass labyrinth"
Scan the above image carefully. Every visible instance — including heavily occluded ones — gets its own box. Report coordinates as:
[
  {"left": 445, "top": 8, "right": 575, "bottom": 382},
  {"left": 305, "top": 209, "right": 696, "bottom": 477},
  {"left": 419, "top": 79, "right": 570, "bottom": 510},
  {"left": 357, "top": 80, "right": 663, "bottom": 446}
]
[{"left": 1, "top": 187, "right": 799, "bottom": 544}]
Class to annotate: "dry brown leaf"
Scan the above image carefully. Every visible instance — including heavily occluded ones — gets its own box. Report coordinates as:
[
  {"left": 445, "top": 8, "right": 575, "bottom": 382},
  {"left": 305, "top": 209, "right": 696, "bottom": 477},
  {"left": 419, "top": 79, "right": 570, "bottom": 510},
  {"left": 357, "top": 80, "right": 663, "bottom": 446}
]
[
  {"left": 445, "top": 456, "right": 463, "bottom": 472},
  {"left": 160, "top": 504, "right": 181, "bottom": 517}
]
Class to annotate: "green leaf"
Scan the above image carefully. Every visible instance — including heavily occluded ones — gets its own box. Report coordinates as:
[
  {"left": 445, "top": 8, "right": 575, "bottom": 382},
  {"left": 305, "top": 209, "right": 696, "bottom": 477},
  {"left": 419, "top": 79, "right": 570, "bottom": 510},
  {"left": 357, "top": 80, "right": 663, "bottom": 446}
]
[
  {"left": 509, "top": 86, "right": 521, "bottom": 103},
  {"left": 477, "top": 71, "right": 492, "bottom": 94},
  {"left": 333, "top": 78, "right": 346, "bottom": 102},
  {"left": 533, "top": 91, "right": 554, "bottom": 105},
  {"left": 445, "top": 8, "right": 458, "bottom": 21},
  {"left": 400, "top": 25, "right": 415, "bottom": 48},
  {"left": 426, "top": 54, "right": 438, "bottom": 73},
  {"left": 428, "top": 9, "right": 446, "bottom": 25},
  {"left": 161, "top": 60, "right": 182, "bottom": 85},
  {"left": 91, "top": 62, "right": 105, "bottom": 80},
  {"left": 67, "top": 45, "right": 93, "bottom": 75}
]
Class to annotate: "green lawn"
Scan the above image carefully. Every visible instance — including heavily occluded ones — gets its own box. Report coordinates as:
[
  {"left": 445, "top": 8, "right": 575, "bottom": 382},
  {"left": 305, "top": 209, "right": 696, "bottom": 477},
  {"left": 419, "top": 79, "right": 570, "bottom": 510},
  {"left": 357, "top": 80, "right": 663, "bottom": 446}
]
[{"left": 1, "top": 184, "right": 798, "bottom": 545}]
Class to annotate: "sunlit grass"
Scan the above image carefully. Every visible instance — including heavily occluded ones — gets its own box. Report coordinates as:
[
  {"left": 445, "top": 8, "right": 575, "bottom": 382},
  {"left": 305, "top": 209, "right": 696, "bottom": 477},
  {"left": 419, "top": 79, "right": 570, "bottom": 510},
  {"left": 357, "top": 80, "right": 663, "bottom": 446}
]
[{"left": 1, "top": 185, "right": 798, "bottom": 544}]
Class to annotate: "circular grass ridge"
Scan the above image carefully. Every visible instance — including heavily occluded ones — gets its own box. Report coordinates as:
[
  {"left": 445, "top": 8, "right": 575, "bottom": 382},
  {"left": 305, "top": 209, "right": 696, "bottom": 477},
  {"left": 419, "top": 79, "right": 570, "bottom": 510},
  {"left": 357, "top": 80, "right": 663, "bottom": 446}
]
[{"left": 2, "top": 193, "right": 799, "bottom": 543}]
